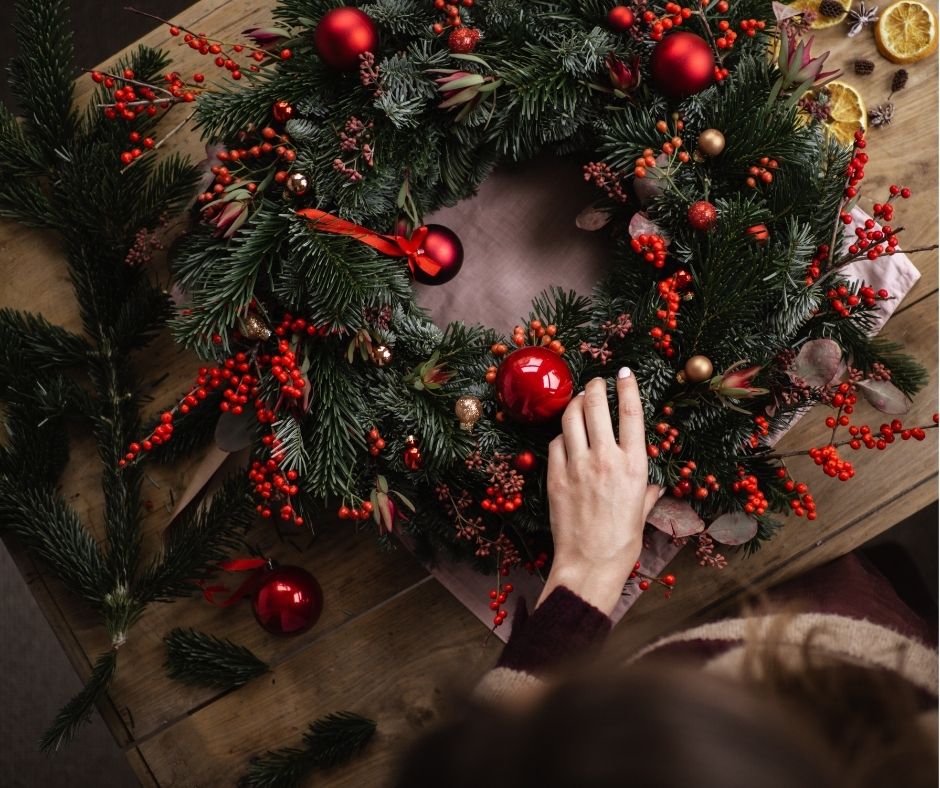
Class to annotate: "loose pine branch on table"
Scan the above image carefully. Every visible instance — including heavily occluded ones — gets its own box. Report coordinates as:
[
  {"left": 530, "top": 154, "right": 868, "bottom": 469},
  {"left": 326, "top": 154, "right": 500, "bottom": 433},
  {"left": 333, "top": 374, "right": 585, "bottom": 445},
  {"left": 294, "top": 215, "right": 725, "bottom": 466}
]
[{"left": 164, "top": 628, "right": 270, "bottom": 689}]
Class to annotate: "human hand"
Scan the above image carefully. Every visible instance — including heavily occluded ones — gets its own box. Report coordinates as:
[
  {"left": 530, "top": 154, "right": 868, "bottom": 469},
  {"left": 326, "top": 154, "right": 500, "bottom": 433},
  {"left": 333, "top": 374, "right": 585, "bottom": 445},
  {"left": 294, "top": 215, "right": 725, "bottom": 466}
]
[{"left": 538, "top": 367, "right": 661, "bottom": 615}]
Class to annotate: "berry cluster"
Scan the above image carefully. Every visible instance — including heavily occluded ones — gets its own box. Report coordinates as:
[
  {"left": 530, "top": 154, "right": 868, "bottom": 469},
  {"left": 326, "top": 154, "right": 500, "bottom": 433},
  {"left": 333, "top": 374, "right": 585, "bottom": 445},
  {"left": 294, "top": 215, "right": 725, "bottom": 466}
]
[
  {"left": 671, "top": 460, "right": 720, "bottom": 500},
  {"left": 487, "top": 582, "right": 514, "bottom": 627},
  {"left": 249, "top": 461, "right": 303, "bottom": 524},
  {"left": 747, "top": 414, "right": 770, "bottom": 449},
  {"left": 629, "top": 561, "right": 678, "bottom": 594},
  {"left": 167, "top": 16, "right": 291, "bottom": 78},
  {"left": 338, "top": 500, "right": 374, "bottom": 521},
  {"left": 745, "top": 156, "right": 778, "bottom": 188},
  {"left": 650, "top": 274, "right": 682, "bottom": 356},
  {"left": 367, "top": 427, "right": 386, "bottom": 457},
  {"left": 334, "top": 117, "right": 374, "bottom": 183},
  {"left": 583, "top": 161, "right": 629, "bottom": 203},
  {"left": 197, "top": 129, "right": 297, "bottom": 207},
  {"left": 731, "top": 469, "right": 769, "bottom": 515},
  {"left": 642, "top": 2, "right": 694, "bottom": 41},
  {"left": 631, "top": 233, "right": 668, "bottom": 268},
  {"left": 847, "top": 218, "right": 900, "bottom": 262},
  {"left": 842, "top": 131, "right": 868, "bottom": 199},
  {"left": 430, "top": 0, "right": 475, "bottom": 35},
  {"left": 807, "top": 444, "right": 855, "bottom": 481},
  {"left": 648, "top": 416, "right": 681, "bottom": 458},
  {"left": 523, "top": 551, "right": 549, "bottom": 574},
  {"left": 804, "top": 243, "right": 830, "bottom": 284},
  {"left": 826, "top": 283, "right": 888, "bottom": 318},
  {"left": 480, "top": 453, "right": 526, "bottom": 513},
  {"left": 263, "top": 339, "right": 307, "bottom": 401}
]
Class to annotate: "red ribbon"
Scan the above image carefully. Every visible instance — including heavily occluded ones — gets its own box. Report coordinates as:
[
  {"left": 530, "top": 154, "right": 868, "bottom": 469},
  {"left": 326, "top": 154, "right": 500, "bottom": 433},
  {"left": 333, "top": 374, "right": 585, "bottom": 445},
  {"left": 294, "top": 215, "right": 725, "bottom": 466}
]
[
  {"left": 198, "top": 557, "right": 269, "bottom": 607},
  {"left": 296, "top": 208, "right": 442, "bottom": 278}
]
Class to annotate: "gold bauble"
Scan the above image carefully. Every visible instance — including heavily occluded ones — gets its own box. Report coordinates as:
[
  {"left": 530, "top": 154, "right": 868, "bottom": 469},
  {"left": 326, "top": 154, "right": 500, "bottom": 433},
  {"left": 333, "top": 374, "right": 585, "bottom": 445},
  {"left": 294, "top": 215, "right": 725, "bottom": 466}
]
[
  {"left": 683, "top": 354, "right": 714, "bottom": 383},
  {"left": 240, "top": 313, "right": 272, "bottom": 341},
  {"left": 372, "top": 345, "right": 393, "bottom": 366},
  {"left": 286, "top": 172, "right": 310, "bottom": 195},
  {"left": 454, "top": 395, "right": 482, "bottom": 432},
  {"left": 696, "top": 129, "right": 726, "bottom": 157}
]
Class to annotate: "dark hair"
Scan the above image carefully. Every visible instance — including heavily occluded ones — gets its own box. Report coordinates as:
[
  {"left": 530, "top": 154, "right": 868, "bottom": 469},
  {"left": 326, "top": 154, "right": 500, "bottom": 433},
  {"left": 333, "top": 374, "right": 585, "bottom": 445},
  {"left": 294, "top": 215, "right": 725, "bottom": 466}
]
[{"left": 393, "top": 653, "right": 935, "bottom": 788}]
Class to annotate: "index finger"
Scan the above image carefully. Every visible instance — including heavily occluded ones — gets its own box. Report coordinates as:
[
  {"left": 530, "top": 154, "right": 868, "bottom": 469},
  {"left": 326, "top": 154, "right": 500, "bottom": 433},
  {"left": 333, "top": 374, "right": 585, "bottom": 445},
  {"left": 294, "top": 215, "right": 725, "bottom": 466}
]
[{"left": 616, "top": 367, "right": 646, "bottom": 461}]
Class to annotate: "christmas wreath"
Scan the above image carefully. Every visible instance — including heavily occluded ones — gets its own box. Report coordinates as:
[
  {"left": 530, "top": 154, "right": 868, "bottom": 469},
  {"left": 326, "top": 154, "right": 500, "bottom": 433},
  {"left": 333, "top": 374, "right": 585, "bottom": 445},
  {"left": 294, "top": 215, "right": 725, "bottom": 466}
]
[{"left": 107, "top": 0, "right": 932, "bottom": 590}]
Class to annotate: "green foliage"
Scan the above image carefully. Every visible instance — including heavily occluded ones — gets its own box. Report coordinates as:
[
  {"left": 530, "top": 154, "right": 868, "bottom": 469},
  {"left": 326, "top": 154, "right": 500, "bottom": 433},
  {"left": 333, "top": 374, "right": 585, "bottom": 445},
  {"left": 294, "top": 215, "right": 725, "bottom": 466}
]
[
  {"left": 39, "top": 651, "right": 118, "bottom": 752},
  {"left": 238, "top": 711, "right": 377, "bottom": 788},
  {"left": 164, "top": 628, "right": 269, "bottom": 689}
]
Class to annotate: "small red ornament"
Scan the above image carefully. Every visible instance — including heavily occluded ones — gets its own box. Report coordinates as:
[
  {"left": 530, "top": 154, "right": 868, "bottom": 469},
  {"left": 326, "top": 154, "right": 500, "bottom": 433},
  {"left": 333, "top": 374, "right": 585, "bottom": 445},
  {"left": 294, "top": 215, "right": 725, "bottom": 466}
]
[
  {"left": 412, "top": 224, "right": 464, "bottom": 285},
  {"left": 672, "top": 268, "right": 693, "bottom": 291},
  {"left": 252, "top": 565, "right": 323, "bottom": 636},
  {"left": 448, "top": 26, "right": 480, "bottom": 53},
  {"left": 314, "top": 7, "right": 379, "bottom": 70},
  {"left": 746, "top": 224, "right": 769, "bottom": 244},
  {"left": 687, "top": 200, "right": 718, "bottom": 231},
  {"left": 271, "top": 100, "right": 295, "bottom": 123},
  {"left": 513, "top": 450, "right": 537, "bottom": 473},
  {"left": 403, "top": 435, "right": 423, "bottom": 470},
  {"left": 607, "top": 5, "right": 636, "bottom": 31},
  {"left": 495, "top": 347, "right": 574, "bottom": 424},
  {"left": 649, "top": 32, "right": 715, "bottom": 99}
]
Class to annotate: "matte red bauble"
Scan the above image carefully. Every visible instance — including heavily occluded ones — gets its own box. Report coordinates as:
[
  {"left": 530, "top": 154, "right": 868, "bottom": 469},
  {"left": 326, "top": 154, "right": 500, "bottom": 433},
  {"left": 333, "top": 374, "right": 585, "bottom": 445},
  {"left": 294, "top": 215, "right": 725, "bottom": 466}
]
[
  {"left": 412, "top": 224, "right": 464, "bottom": 285},
  {"left": 687, "top": 200, "right": 718, "bottom": 231},
  {"left": 649, "top": 32, "right": 715, "bottom": 99},
  {"left": 314, "top": 7, "right": 378, "bottom": 70},
  {"left": 252, "top": 565, "right": 323, "bottom": 636},
  {"left": 495, "top": 347, "right": 574, "bottom": 424},
  {"left": 607, "top": 5, "right": 636, "bottom": 31}
]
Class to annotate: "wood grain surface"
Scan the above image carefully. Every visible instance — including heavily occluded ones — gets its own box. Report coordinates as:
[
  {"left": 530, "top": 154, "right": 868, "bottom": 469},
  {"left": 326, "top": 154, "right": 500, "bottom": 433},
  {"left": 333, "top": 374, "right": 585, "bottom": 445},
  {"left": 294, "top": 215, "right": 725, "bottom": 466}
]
[{"left": 1, "top": 1, "right": 936, "bottom": 785}]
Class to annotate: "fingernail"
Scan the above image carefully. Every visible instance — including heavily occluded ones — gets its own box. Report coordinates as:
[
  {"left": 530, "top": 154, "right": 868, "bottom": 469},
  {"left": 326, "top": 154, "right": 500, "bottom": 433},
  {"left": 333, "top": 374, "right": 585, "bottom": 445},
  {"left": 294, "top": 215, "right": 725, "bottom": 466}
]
[
  {"left": 618, "top": 367, "right": 632, "bottom": 379},
  {"left": 577, "top": 390, "right": 585, "bottom": 397}
]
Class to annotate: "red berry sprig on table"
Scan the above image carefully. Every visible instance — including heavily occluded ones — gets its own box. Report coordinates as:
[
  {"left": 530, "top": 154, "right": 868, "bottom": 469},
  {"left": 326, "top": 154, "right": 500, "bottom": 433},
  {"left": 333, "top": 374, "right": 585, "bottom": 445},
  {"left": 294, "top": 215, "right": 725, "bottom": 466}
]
[
  {"left": 487, "top": 581, "right": 514, "bottom": 628},
  {"left": 628, "top": 561, "right": 678, "bottom": 596},
  {"left": 775, "top": 467, "right": 817, "bottom": 520},
  {"left": 732, "top": 468, "right": 769, "bottom": 515}
]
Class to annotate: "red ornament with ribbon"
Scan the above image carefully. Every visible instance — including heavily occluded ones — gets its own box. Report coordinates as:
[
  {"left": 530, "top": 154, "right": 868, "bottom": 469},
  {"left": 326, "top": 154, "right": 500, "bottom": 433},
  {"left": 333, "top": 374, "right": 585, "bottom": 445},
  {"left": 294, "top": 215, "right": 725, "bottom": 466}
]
[
  {"left": 297, "top": 210, "right": 463, "bottom": 285},
  {"left": 199, "top": 558, "right": 323, "bottom": 636}
]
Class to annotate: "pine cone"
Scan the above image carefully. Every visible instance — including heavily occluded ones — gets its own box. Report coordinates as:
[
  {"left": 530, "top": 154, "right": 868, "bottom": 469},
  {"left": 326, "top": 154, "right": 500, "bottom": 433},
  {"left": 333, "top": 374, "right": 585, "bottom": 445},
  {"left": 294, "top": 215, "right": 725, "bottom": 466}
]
[
  {"left": 819, "top": 0, "right": 845, "bottom": 17},
  {"left": 854, "top": 59, "right": 875, "bottom": 75},
  {"left": 891, "top": 68, "right": 909, "bottom": 93}
]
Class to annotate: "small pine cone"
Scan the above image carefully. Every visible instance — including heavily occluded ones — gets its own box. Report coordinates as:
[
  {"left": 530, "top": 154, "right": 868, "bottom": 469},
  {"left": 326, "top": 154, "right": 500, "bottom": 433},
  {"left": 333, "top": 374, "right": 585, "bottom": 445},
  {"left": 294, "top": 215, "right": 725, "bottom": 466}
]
[
  {"left": 891, "top": 68, "right": 909, "bottom": 93},
  {"left": 819, "top": 0, "right": 845, "bottom": 17},
  {"left": 854, "top": 58, "right": 875, "bottom": 75}
]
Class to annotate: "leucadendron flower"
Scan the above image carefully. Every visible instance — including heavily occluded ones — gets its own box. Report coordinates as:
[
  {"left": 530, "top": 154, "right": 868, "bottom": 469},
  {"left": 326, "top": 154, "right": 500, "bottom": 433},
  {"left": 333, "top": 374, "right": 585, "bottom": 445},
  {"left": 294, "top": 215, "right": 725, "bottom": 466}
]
[
  {"left": 242, "top": 26, "right": 291, "bottom": 49},
  {"left": 774, "top": 30, "right": 840, "bottom": 98},
  {"left": 202, "top": 188, "right": 251, "bottom": 238},
  {"left": 710, "top": 362, "right": 769, "bottom": 399},
  {"left": 606, "top": 54, "right": 642, "bottom": 96}
]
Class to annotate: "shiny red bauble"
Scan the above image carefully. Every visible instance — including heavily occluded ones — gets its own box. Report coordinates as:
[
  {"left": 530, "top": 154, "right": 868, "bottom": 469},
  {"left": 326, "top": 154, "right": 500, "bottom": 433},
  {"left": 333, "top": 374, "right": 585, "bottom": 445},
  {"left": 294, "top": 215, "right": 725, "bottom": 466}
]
[
  {"left": 271, "top": 100, "right": 295, "bottom": 123},
  {"left": 252, "top": 565, "right": 323, "bottom": 636},
  {"left": 687, "top": 200, "right": 718, "bottom": 231},
  {"left": 314, "top": 7, "right": 379, "bottom": 71},
  {"left": 607, "top": 5, "right": 636, "bottom": 31},
  {"left": 649, "top": 32, "right": 715, "bottom": 99},
  {"left": 495, "top": 347, "right": 574, "bottom": 424},
  {"left": 412, "top": 224, "right": 464, "bottom": 285}
]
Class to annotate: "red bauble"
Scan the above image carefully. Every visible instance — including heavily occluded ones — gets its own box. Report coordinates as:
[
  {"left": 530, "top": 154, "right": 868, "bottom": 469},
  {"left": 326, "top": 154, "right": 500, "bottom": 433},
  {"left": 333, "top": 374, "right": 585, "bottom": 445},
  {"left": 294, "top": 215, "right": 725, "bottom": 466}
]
[
  {"left": 672, "top": 268, "right": 693, "bottom": 291},
  {"left": 687, "top": 200, "right": 718, "bottom": 231},
  {"left": 252, "top": 565, "right": 323, "bottom": 636},
  {"left": 448, "top": 26, "right": 481, "bottom": 53},
  {"left": 746, "top": 224, "right": 769, "bottom": 244},
  {"left": 649, "top": 32, "right": 715, "bottom": 99},
  {"left": 607, "top": 5, "right": 636, "bottom": 31},
  {"left": 495, "top": 347, "right": 574, "bottom": 424},
  {"left": 314, "top": 7, "right": 378, "bottom": 70},
  {"left": 513, "top": 450, "right": 537, "bottom": 473},
  {"left": 403, "top": 435, "right": 423, "bottom": 470},
  {"left": 271, "top": 100, "right": 295, "bottom": 123},
  {"left": 412, "top": 224, "right": 464, "bottom": 285}
]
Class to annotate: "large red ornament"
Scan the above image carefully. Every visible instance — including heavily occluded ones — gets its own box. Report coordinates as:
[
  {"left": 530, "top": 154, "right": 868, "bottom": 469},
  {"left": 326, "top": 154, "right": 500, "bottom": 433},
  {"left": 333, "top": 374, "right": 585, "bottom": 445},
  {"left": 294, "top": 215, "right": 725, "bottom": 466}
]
[
  {"left": 314, "top": 7, "right": 379, "bottom": 70},
  {"left": 252, "top": 565, "right": 323, "bottom": 636},
  {"left": 687, "top": 200, "right": 718, "bottom": 231},
  {"left": 412, "top": 224, "right": 464, "bottom": 285},
  {"left": 649, "top": 32, "right": 715, "bottom": 99},
  {"left": 495, "top": 347, "right": 574, "bottom": 424},
  {"left": 607, "top": 5, "right": 636, "bottom": 31}
]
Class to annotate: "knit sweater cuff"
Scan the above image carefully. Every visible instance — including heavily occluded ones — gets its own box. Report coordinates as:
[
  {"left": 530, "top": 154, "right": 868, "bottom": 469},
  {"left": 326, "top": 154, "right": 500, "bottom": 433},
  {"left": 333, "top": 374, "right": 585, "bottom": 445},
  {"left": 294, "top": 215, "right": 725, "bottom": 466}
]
[{"left": 498, "top": 586, "right": 612, "bottom": 675}]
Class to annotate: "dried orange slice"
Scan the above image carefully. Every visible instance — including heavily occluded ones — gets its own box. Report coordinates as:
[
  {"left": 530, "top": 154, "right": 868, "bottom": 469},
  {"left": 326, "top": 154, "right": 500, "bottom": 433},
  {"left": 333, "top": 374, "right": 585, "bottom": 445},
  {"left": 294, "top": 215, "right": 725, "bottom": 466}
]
[
  {"left": 875, "top": 0, "right": 938, "bottom": 64},
  {"left": 822, "top": 81, "right": 867, "bottom": 146},
  {"left": 787, "top": 0, "right": 851, "bottom": 29}
]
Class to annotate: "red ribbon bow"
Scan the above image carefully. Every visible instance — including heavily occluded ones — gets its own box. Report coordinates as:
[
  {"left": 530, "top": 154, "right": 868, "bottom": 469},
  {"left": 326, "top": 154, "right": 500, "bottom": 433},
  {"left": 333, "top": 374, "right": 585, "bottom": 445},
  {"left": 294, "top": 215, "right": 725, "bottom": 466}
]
[
  {"left": 198, "top": 557, "right": 270, "bottom": 607},
  {"left": 296, "top": 208, "right": 442, "bottom": 278}
]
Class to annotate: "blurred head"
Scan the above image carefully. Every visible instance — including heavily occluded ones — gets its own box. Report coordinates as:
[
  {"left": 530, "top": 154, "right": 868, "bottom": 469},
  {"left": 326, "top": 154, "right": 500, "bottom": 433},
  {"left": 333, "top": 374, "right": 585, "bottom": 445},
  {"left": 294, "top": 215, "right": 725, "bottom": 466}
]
[{"left": 393, "top": 656, "right": 935, "bottom": 788}]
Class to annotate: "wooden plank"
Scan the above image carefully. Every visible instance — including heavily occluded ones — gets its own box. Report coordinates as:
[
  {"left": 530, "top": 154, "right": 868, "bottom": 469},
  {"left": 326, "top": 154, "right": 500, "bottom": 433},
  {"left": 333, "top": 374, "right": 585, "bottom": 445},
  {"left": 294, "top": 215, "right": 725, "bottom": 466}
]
[{"left": 135, "top": 578, "right": 503, "bottom": 787}]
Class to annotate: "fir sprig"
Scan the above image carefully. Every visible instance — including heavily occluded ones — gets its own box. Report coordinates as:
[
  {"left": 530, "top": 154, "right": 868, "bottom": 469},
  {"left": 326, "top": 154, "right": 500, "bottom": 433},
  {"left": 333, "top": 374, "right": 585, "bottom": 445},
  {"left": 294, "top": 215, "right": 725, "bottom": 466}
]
[{"left": 164, "top": 628, "right": 269, "bottom": 689}]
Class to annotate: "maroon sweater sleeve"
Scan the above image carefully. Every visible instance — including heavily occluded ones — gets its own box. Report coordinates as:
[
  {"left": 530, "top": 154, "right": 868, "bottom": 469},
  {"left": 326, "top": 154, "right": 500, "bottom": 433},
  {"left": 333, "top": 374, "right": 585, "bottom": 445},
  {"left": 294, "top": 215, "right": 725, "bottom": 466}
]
[{"left": 497, "top": 586, "right": 612, "bottom": 675}]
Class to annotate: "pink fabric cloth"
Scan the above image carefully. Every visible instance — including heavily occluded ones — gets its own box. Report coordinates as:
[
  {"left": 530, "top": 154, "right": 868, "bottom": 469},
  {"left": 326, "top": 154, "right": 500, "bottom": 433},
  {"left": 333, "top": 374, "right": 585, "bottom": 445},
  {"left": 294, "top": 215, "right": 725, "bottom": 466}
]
[{"left": 406, "top": 156, "right": 921, "bottom": 640}]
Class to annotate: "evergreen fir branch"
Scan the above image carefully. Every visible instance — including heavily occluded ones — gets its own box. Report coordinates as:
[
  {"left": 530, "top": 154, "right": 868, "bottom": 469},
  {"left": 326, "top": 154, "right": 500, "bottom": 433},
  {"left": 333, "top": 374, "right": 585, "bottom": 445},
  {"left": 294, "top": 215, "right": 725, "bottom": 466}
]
[
  {"left": 0, "top": 407, "right": 70, "bottom": 485},
  {"left": 164, "top": 628, "right": 269, "bottom": 689},
  {"left": 238, "top": 711, "right": 377, "bottom": 788},
  {"left": 39, "top": 650, "right": 118, "bottom": 753},
  {"left": 134, "top": 475, "right": 254, "bottom": 603},
  {"left": 0, "top": 176, "right": 54, "bottom": 228},
  {"left": 8, "top": 0, "right": 78, "bottom": 163},
  {"left": 0, "top": 478, "right": 108, "bottom": 607},
  {"left": 0, "top": 308, "right": 91, "bottom": 367}
]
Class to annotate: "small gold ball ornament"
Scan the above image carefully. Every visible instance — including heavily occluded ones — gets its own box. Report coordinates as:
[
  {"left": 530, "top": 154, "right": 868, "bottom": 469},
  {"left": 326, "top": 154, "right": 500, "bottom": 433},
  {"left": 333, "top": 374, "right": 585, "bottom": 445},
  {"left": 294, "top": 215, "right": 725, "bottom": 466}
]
[
  {"left": 372, "top": 345, "right": 393, "bottom": 366},
  {"left": 683, "top": 354, "right": 714, "bottom": 383},
  {"left": 696, "top": 129, "right": 726, "bottom": 158},
  {"left": 240, "top": 313, "right": 272, "bottom": 341},
  {"left": 286, "top": 172, "right": 310, "bottom": 196},
  {"left": 454, "top": 395, "right": 482, "bottom": 432}
]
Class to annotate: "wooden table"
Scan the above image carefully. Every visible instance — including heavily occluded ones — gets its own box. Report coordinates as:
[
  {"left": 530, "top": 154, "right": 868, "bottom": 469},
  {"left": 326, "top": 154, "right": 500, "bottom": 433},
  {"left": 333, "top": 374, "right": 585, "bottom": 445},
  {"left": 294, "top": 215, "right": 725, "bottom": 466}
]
[{"left": 2, "top": 2, "right": 936, "bottom": 785}]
